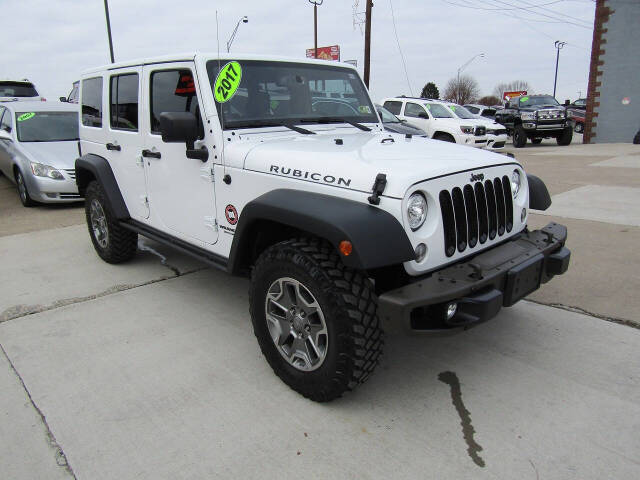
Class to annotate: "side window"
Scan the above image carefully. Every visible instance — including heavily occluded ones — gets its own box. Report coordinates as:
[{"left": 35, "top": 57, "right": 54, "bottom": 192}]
[
  {"left": 383, "top": 101, "right": 402, "bottom": 115},
  {"left": 466, "top": 106, "right": 479, "bottom": 114},
  {"left": 110, "top": 73, "right": 139, "bottom": 131},
  {"left": 1, "top": 107, "right": 13, "bottom": 132},
  {"left": 81, "top": 77, "right": 103, "bottom": 127},
  {"left": 150, "top": 69, "right": 202, "bottom": 137},
  {"left": 405, "top": 102, "right": 427, "bottom": 118}
]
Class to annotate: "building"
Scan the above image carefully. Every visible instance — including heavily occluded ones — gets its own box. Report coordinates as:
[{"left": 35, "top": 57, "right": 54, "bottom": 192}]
[{"left": 584, "top": 0, "right": 640, "bottom": 143}]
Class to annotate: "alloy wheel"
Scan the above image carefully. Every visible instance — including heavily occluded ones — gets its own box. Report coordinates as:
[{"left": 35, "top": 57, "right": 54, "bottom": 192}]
[{"left": 90, "top": 199, "right": 109, "bottom": 249}]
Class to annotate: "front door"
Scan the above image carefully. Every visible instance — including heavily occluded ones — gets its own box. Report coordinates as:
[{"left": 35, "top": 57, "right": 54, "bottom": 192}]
[
  {"left": 402, "top": 102, "right": 433, "bottom": 136},
  {"left": 142, "top": 63, "right": 218, "bottom": 244}
]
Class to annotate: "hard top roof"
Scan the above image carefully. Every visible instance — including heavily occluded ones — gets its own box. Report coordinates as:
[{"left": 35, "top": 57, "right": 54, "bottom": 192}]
[{"left": 1, "top": 101, "right": 79, "bottom": 112}]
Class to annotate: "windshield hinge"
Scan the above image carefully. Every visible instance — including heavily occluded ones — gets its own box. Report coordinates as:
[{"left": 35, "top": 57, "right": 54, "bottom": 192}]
[{"left": 368, "top": 173, "right": 387, "bottom": 205}]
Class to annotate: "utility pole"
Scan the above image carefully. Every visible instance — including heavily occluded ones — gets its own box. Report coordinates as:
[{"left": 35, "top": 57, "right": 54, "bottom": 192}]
[
  {"left": 553, "top": 40, "right": 566, "bottom": 98},
  {"left": 103, "top": 0, "right": 115, "bottom": 63},
  {"left": 363, "top": 0, "right": 373, "bottom": 88},
  {"left": 309, "top": 0, "right": 323, "bottom": 58}
]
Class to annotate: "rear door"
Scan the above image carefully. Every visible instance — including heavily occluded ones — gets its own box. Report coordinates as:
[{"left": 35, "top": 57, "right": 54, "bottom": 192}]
[{"left": 141, "top": 63, "right": 218, "bottom": 245}]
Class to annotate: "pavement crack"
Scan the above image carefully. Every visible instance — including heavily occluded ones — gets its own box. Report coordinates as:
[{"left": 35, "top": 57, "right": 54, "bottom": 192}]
[
  {"left": 137, "top": 240, "right": 182, "bottom": 276},
  {"left": 0, "top": 267, "right": 206, "bottom": 324},
  {"left": 438, "top": 371, "right": 485, "bottom": 468},
  {"left": 525, "top": 299, "right": 639, "bottom": 330},
  {"left": 0, "top": 342, "right": 77, "bottom": 479}
]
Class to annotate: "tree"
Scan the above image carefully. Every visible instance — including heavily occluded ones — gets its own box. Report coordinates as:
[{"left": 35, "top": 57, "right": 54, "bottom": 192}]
[
  {"left": 492, "top": 80, "right": 531, "bottom": 100},
  {"left": 420, "top": 82, "right": 439, "bottom": 99},
  {"left": 443, "top": 75, "right": 480, "bottom": 105},
  {"left": 477, "top": 95, "right": 501, "bottom": 106}
]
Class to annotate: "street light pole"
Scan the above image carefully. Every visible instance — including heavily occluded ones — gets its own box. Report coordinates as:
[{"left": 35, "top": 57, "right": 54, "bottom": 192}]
[
  {"left": 553, "top": 41, "right": 566, "bottom": 98},
  {"left": 456, "top": 53, "right": 484, "bottom": 103},
  {"left": 103, "top": 0, "right": 115, "bottom": 63},
  {"left": 308, "top": 0, "right": 323, "bottom": 59},
  {"left": 226, "top": 16, "right": 249, "bottom": 53}
]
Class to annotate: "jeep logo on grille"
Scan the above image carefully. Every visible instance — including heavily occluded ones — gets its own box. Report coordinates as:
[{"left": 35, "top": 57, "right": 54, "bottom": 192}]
[{"left": 470, "top": 173, "right": 484, "bottom": 182}]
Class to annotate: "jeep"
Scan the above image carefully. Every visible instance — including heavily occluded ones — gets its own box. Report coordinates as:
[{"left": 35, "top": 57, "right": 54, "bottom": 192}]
[
  {"left": 494, "top": 94, "right": 573, "bottom": 148},
  {"left": 75, "top": 53, "right": 570, "bottom": 402}
]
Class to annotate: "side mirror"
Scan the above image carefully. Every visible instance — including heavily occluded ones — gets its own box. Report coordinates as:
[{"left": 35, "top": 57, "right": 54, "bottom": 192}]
[
  {"left": 159, "top": 112, "right": 208, "bottom": 162},
  {"left": 564, "top": 100, "right": 570, "bottom": 106},
  {"left": 59, "top": 97, "right": 68, "bottom": 102},
  {"left": 418, "top": 112, "right": 429, "bottom": 119}
]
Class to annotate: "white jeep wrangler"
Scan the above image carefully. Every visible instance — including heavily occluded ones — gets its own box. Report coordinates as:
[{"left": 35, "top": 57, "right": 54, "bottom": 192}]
[{"left": 76, "top": 53, "right": 570, "bottom": 402}]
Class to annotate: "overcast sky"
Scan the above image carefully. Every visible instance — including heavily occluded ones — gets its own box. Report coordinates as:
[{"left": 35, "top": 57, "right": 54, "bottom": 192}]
[{"left": 2, "top": 0, "right": 595, "bottom": 103}]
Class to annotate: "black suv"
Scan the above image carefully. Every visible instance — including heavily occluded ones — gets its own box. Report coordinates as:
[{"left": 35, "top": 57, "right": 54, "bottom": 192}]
[{"left": 495, "top": 94, "right": 573, "bottom": 148}]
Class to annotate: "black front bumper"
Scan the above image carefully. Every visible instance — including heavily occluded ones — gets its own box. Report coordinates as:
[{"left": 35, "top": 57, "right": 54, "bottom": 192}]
[{"left": 377, "top": 222, "right": 570, "bottom": 334}]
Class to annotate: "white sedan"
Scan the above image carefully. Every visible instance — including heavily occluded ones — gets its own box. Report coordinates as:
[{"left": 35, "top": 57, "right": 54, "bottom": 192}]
[{"left": 0, "top": 101, "right": 81, "bottom": 206}]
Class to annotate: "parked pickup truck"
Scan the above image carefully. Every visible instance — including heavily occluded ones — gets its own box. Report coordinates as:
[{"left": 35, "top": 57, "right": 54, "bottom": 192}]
[{"left": 494, "top": 94, "right": 573, "bottom": 148}]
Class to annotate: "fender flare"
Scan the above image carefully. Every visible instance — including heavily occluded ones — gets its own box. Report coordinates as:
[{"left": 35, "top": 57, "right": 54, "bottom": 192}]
[
  {"left": 527, "top": 174, "right": 552, "bottom": 211},
  {"left": 75, "top": 154, "right": 130, "bottom": 220},
  {"left": 228, "top": 189, "right": 415, "bottom": 273}
]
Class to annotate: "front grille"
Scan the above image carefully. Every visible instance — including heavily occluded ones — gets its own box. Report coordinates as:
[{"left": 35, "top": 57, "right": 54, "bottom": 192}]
[
  {"left": 64, "top": 168, "right": 76, "bottom": 180},
  {"left": 537, "top": 109, "right": 564, "bottom": 120},
  {"left": 474, "top": 126, "right": 486, "bottom": 136},
  {"left": 440, "top": 176, "right": 514, "bottom": 257}
]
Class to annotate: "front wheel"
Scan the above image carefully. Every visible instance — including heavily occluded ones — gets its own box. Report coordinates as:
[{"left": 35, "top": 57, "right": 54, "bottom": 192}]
[
  {"left": 513, "top": 125, "right": 527, "bottom": 148},
  {"left": 15, "top": 169, "right": 36, "bottom": 207},
  {"left": 249, "top": 238, "right": 383, "bottom": 402},
  {"left": 84, "top": 180, "right": 138, "bottom": 264},
  {"left": 557, "top": 127, "right": 573, "bottom": 146},
  {"left": 574, "top": 122, "right": 584, "bottom": 133}
]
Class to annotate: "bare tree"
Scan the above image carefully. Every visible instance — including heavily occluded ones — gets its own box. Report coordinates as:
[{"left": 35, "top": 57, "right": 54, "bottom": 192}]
[
  {"left": 477, "top": 95, "right": 501, "bottom": 106},
  {"left": 443, "top": 75, "right": 480, "bottom": 105},
  {"left": 492, "top": 80, "right": 531, "bottom": 99}
]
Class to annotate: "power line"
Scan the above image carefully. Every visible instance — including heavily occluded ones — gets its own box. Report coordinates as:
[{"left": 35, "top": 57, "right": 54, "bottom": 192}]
[
  {"left": 389, "top": 0, "right": 413, "bottom": 95},
  {"left": 518, "top": 0, "right": 593, "bottom": 25},
  {"left": 486, "top": 0, "right": 592, "bottom": 28}
]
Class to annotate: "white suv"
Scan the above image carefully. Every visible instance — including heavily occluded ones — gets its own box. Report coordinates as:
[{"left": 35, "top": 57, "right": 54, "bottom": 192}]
[
  {"left": 443, "top": 102, "right": 508, "bottom": 150},
  {"left": 76, "top": 53, "right": 570, "bottom": 401},
  {"left": 381, "top": 96, "right": 487, "bottom": 148},
  {"left": 0, "top": 80, "right": 44, "bottom": 102}
]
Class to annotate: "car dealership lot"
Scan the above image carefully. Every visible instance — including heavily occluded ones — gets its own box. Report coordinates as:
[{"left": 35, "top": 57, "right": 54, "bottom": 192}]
[{"left": 1, "top": 140, "right": 639, "bottom": 479}]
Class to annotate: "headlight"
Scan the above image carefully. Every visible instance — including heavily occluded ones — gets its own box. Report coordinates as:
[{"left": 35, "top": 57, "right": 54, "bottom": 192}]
[
  {"left": 521, "top": 112, "right": 536, "bottom": 121},
  {"left": 511, "top": 169, "right": 521, "bottom": 198},
  {"left": 460, "top": 126, "right": 474, "bottom": 135},
  {"left": 407, "top": 192, "right": 427, "bottom": 231},
  {"left": 30, "top": 162, "right": 64, "bottom": 180}
]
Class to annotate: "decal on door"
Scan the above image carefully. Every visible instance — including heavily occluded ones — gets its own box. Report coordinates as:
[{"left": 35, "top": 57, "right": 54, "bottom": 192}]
[
  {"left": 214, "top": 61, "right": 242, "bottom": 103},
  {"left": 225, "top": 204, "right": 239, "bottom": 225}
]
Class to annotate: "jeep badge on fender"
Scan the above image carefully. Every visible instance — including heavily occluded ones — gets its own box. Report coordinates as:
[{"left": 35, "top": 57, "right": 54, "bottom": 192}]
[{"left": 75, "top": 53, "right": 570, "bottom": 402}]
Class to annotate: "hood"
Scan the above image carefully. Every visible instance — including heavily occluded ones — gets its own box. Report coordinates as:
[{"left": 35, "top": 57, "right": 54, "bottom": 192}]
[
  {"left": 18, "top": 141, "right": 78, "bottom": 169},
  {"left": 239, "top": 130, "right": 517, "bottom": 199}
]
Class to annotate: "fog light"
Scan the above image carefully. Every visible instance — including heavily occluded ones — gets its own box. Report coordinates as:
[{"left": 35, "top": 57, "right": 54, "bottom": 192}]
[
  {"left": 446, "top": 302, "right": 457, "bottom": 320},
  {"left": 414, "top": 243, "right": 427, "bottom": 262},
  {"left": 521, "top": 208, "right": 527, "bottom": 222}
]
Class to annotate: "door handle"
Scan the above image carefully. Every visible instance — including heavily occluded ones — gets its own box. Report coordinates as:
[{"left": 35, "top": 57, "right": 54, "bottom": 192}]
[
  {"left": 106, "top": 143, "right": 121, "bottom": 151},
  {"left": 142, "top": 149, "right": 161, "bottom": 159}
]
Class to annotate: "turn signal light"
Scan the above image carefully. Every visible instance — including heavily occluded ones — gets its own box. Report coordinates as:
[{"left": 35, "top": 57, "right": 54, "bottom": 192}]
[{"left": 339, "top": 240, "right": 353, "bottom": 256}]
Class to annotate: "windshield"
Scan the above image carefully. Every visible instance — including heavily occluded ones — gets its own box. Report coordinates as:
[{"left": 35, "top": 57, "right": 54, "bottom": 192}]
[
  {"left": 518, "top": 95, "right": 559, "bottom": 107},
  {"left": 206, "top": 60, "right": 377, "bottom": 129},
  {"left": 424, "top": 103, "right": 453, "bottom": 118},
  {"left": 448, "top": 104, "right": 476, "bottom": 119},
  {"left": 16, "top": 111, "right": 79, "bottom": 142},
  {"left": 376, "top": 105, "right": 400, "bottom": 123},
  {"left": 0, "top": 82, "right": 39, "bottom": 98}
]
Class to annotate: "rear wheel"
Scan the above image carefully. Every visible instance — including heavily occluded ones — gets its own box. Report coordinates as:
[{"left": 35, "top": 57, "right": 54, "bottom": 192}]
[
  {"left": 249, "top": 237, "right": 383, "bottom": 402},
  {"left": 513, "top": 125, "right": 527, "bottom": 148},
  {"left": 84, "top": 181, "right": 137, "bottom": 264},
  {"left": 557, "top": 127, "right": 573, "bottom": 146},
  {"left": 15, "top": 169, "right": 36, "bottom": 207}
]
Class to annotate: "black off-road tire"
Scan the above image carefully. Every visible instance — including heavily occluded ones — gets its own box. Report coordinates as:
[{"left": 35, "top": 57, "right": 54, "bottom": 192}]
[
  {"left": 531, "top": 138, "right": 543, "bottom": 145},
  {"left": 84, "top": 180, "right": 137, "bottom": 264},
  {"left": 513, "top": 125, "right": 527, "bottom": 148},
  {"left": 15, "top": 169, "right": 36, "bottom": 207},
  {"left": 556, "top": 127, "right": 573, "bottom": 146},
  {"left": 574, "top": 122, "right": 584, "bottom": 134},
  {"left": 249, "top": 237, "right": 383, "bottom": 402},
  {"left": 433, "top": 132, "right": 456, "bottom": 143}
]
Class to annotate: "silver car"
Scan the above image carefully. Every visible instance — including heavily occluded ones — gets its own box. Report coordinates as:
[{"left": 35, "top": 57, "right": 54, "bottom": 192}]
[{"left": 0, "top": 101, "right": 81, "bottom": 206}]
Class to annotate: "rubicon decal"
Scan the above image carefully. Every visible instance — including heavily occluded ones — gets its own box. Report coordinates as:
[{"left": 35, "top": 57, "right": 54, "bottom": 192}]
[
  {"left": 225, "top": 204, "right": 239, "bottom": 225},
  {"left": 269, "top": 166, "right": 352, "bottom": 187}
]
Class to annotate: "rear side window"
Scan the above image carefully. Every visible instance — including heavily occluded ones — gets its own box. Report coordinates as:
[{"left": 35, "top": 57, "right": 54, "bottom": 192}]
[
  {"left": 150, "top": 69, "right": 201, "bottom": 135},
  {"left": 110, "top": 74, "right": 139, "bottom": 131},
  {"left": 466, "top": 106, "right": 479, "bottom": 114},
  {"left": 82, "top": 77, "right": 103, "bottom": 127},
  {"left": 383, "top": 101, "right": 402, "bottom": 115}
]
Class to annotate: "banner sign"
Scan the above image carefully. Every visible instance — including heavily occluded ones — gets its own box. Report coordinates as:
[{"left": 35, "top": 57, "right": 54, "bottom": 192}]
[
  {"left": 306, "top": 45, "right": 340, "bottom": 61},
  {"left": 503, "top": 90, "right": 528, "bottom": 101}
]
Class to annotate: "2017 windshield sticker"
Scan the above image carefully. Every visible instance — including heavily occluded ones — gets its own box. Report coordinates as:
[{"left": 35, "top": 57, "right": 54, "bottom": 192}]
[
  {"left": 450, "top": 105, "right": 456, "bottom": 111},
  {"left": 520, "top": 96, "right": 529, "bottom": 102},
  {"left": 358, "top": 105, "right": 371, "bottom": 114},
  {"left": 17, "top": 112, "right": 35, "bottom": 122},
  {"left": 214, "top": 61, "right": 242, "bottom": 103}
]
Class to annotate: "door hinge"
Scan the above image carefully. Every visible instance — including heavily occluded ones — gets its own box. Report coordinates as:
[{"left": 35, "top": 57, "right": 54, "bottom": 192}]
[
  {"left": 140, "top": 195, "right": 149, "bottom": 206},
  {"left": 200, "top": 165, "right": 214, "bottom": 182},
  {"left": 136, "top": 154, "right": 144, "bottom": 168},
  {"left": 204, "top": 216, "right": 218, "bottom": 232}
]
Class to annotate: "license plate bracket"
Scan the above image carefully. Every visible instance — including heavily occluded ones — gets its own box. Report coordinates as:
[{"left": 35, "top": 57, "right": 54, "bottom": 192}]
[{"left": 503, "top": 253, "right": 544, "bottom": 307}]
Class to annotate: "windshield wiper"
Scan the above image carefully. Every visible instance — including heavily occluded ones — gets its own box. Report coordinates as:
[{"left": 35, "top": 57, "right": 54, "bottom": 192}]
[
  {"left": 229, "top": 120, "right": 315, "bottom": 135},
  {"left": 281, "top": 122, "right": 316, "bottom": 135},
  {"left": 300, "top": 117, "right": 372, "bottom": 132}
]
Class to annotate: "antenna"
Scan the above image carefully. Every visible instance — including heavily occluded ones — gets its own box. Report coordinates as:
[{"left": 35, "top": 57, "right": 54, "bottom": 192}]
[{"left": 216, "top": 10, "right": 227, "bottom": 179}]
